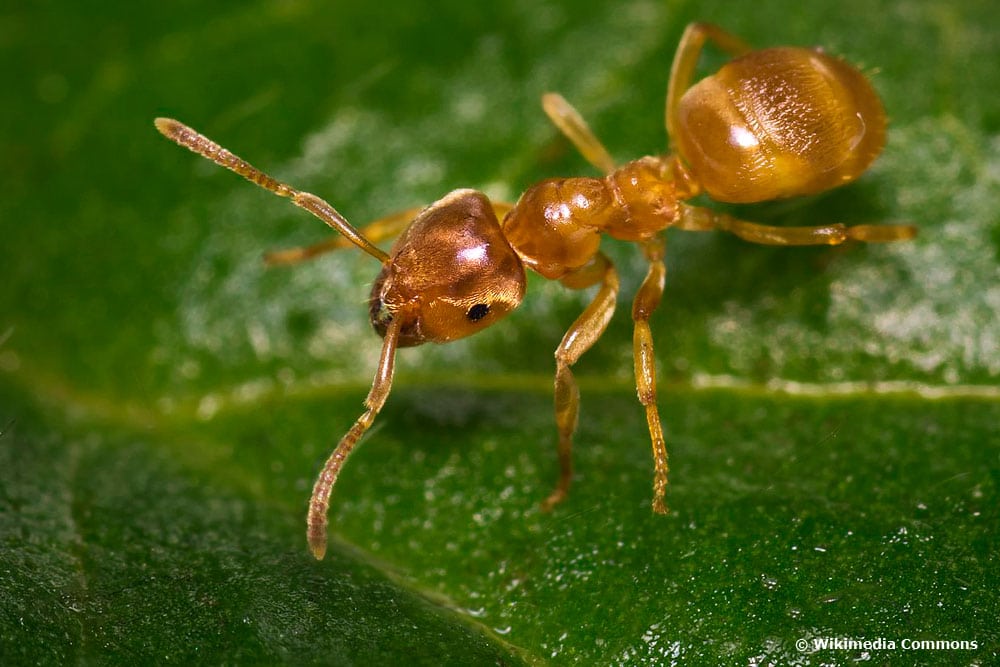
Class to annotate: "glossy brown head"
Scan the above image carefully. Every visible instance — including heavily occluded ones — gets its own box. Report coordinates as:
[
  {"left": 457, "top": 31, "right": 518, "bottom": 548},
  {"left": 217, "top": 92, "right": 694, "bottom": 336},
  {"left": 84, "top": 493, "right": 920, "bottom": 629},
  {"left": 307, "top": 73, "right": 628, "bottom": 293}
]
[{"left": 369, "top": 189, "right": 526, "bottom": 347}]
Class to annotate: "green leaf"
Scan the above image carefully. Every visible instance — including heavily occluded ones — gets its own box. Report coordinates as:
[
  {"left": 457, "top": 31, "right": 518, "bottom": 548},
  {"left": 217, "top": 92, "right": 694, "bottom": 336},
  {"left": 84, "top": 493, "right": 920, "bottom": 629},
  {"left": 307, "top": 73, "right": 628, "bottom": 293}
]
[{"left": 3, "top": 0, "right": 997, "bottom": 663}]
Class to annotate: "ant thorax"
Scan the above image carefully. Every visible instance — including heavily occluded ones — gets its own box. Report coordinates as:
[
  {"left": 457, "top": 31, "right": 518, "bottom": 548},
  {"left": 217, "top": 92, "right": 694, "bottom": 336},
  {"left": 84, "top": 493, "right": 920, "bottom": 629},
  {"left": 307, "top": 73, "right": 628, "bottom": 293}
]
[{"left": 500, "top": 156, "right": 695, "bottom": 280}]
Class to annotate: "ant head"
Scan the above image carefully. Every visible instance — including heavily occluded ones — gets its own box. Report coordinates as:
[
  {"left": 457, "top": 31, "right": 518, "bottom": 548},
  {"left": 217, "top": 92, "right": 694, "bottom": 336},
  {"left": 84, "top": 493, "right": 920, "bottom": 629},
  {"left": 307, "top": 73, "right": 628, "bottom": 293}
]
[{"left": 369, "top": 189, "right": 526, "bottom": 347}]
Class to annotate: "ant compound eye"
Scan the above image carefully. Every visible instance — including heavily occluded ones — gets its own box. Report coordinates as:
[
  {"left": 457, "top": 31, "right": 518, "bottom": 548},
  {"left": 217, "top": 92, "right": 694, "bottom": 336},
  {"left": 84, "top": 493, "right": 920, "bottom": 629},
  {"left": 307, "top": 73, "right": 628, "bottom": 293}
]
[{"left": 466, "top": 303, "right": 490, "bottom": 322}]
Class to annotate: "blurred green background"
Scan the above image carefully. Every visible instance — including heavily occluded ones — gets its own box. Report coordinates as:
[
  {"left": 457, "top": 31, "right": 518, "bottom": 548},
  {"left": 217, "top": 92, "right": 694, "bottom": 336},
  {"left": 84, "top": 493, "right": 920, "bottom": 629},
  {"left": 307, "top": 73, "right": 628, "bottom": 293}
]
[{"left": 2, "top": 0, "right": 998, "bottom": 664}]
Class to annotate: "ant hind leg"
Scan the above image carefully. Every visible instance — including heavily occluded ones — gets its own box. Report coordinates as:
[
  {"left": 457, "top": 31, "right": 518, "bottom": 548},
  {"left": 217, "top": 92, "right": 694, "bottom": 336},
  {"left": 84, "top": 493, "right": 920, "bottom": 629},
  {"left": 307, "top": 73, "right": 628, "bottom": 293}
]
[
  {"left": 666, "top": 23, "right": 752, "bottom": 143},
  {"left": 676, "top": 203, "right": 918, "bottom": 246}
]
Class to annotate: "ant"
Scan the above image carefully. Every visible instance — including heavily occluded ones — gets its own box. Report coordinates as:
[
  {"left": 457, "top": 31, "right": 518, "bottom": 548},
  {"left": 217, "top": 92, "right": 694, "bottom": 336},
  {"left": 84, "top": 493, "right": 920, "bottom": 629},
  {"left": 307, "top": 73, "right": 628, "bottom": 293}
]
[{"left": 156, "top": 23, "right": 916, "bottom": 560}]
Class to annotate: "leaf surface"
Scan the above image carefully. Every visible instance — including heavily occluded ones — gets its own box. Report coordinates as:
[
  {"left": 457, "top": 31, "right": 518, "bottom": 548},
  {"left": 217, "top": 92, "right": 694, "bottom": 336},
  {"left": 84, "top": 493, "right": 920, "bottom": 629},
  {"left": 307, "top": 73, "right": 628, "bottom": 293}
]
[{"left": 2, "top": 1, "right": 997, "bottom": 663}]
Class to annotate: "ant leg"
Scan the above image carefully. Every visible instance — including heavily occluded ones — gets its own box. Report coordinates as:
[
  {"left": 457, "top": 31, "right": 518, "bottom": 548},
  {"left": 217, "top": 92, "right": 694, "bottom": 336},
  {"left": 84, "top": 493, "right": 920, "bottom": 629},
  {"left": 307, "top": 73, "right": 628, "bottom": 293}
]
[
  {"left": 265, "top": 201, "right": 517, "bottom": 266},
  {"left": 542, "top": 93, "right": 617, "bottom": 175},
  {"left": 632, "top": 239, "right": 669, "bottom": 514},
  {"left": 666, "top": 23, "right": 753, "bottom": 142},
  {"left": 264, "top": 206, "right": 422, "bottom": 266},
  {"left": 307, "top": 316, "right": 402, "bottom": 560},
  {"left": 542, "top": 253, "right": 620, "bottom": 511},
  {"left": 676, "top": 203, "right": 918, "bottom": 245},
  {"left": 154, "top": 118, "right": 389, "bottom": 263}
]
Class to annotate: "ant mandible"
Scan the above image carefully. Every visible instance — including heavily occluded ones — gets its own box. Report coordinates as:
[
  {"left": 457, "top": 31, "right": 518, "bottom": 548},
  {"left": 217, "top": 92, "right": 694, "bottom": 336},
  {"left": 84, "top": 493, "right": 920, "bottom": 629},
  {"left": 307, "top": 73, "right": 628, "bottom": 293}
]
[{"left": 156, "top": 23, "right": 916, "bottom": 560}]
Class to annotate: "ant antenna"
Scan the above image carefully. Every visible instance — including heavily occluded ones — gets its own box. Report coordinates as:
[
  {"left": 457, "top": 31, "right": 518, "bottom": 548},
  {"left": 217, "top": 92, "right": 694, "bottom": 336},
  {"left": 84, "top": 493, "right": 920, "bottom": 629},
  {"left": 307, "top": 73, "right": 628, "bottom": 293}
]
[{"left": 154, "top": 118, "right": 390, "bottom": 263}]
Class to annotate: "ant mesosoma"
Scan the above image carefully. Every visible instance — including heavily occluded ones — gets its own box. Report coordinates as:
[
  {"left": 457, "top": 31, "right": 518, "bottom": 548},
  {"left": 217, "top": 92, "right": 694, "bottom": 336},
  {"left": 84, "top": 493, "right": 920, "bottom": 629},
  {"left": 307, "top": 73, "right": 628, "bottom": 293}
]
[{"left": 156, "top": 23, "right": 916, "bottom": 559}]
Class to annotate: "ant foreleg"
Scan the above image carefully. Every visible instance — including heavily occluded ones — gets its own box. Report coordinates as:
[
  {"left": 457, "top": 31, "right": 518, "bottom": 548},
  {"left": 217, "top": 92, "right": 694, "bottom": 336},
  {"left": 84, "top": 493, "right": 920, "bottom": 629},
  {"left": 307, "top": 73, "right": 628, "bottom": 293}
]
[
  {"left": 264, "top": 206, "right": 423, "bottom": 266},
  {"left": 265, "top": 201, "right": 516, "bottom": 266},
  {"left": 307, "top": 316, "right": 402, "bottom": 560},
  {"left": 542, "top": 93, "right": 617, "bottom": 175},
  {"left": 632, "top": 238, "right": 669, "bottom": 514},
  {"left": 676, "top": 203, "right": 918, "bottom": 245},
  {"left": 542, "top": 253, "right": 619, "bottom": 512}
]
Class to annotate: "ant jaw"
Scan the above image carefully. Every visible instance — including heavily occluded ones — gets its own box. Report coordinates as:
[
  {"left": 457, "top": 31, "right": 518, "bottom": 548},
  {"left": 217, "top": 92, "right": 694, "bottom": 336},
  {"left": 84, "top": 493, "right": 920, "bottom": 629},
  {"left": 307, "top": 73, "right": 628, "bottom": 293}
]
[{"left": 368, "top": 283, "right": 426, "bottom": 348}]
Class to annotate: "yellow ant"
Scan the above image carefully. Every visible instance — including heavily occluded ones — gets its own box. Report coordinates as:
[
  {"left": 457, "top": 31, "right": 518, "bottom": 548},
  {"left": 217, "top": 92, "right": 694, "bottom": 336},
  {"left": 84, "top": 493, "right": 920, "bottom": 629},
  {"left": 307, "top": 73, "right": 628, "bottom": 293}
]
[{"left": 156, "top": 23, "right": 916, "bottom": 560}]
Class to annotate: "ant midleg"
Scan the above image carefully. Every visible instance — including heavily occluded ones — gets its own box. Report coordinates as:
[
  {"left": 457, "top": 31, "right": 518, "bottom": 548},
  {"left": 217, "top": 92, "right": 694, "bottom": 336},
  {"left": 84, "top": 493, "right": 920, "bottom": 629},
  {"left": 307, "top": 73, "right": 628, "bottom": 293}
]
[
  {"left": 631, "top": 238, "right": 669, "bottom": 513},
  {"left": 542, "top": 252, "right": 619, "bottom": 511},
  {"left": 542, "top": 92, "right": 617, "bottom": 174}
]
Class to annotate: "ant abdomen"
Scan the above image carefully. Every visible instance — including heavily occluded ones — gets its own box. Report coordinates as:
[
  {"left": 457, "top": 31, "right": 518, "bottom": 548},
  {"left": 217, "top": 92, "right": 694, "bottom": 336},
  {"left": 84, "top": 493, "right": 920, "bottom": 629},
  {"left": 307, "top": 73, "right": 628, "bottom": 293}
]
[{"left": 673, "top": 47, "right": 887, "bottom": 203}]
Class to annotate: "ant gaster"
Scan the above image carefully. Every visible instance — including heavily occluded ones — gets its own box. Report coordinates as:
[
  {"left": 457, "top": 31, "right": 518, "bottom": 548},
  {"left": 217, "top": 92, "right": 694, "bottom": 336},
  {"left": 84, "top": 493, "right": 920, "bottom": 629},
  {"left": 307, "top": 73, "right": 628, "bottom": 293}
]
[{"left": 156, "top": 23, "right": 916, "bottom": 559}]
